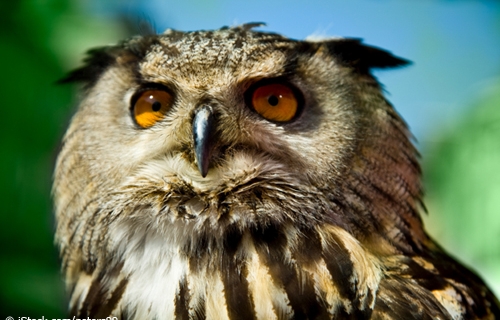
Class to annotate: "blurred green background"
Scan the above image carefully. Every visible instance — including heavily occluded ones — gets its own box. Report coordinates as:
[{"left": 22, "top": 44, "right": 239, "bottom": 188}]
[{"left": 0, "top": 0, "right": 498, "bottom": 317}]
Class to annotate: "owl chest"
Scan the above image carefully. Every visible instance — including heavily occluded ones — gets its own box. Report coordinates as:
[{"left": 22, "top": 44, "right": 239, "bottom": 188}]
[{"left": 110, "top": 225, "right": 381, "bottom": 319}]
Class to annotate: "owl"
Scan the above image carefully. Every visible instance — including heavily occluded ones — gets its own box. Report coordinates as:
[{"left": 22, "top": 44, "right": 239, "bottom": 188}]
[{"left": 53, "top": 23, "right": 500, "bottom": 319}]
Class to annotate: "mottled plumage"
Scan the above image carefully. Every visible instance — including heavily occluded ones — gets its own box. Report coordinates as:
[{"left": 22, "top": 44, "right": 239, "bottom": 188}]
[{"left": 54, "top": 24, "right": 500, "bottom": 319}]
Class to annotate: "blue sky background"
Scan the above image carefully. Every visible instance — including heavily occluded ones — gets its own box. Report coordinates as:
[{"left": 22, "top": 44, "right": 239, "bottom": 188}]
[{"left": 88, "top": 0, "right": 500, "bottom": 146}]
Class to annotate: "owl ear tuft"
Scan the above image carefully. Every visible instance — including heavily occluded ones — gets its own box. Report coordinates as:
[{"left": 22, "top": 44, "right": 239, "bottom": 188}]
[
  {"left": 58, "top": 36, "right": 159, "bottom": 88},
  {"left": 323, "top": 38, "right": 411, "bottom": 73},
  {"left": 57, "top": 46, "right": 119, "bottom": 87}
]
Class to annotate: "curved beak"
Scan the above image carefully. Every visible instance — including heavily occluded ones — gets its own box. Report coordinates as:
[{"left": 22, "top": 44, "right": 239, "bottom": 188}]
[{"left": 192, "top": 105, "right": 215, "bottom": 177}]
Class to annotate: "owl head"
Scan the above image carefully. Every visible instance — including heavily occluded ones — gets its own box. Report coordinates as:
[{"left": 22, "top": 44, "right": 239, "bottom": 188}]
[{"left": 54, "top": 22, "right": 422, "bottom": 282}]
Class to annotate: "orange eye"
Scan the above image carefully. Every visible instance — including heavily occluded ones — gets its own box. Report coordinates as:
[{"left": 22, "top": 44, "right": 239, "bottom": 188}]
[
  {"left": 133, "top": 90, "right": 173, "bottom": 128},
  {"left": 251, "top": 83, "right": 299, "bottom": 122}
]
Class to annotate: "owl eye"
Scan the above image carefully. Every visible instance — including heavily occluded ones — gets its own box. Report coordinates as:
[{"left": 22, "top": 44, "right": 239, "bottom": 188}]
[
  {"left": 250, "top": 83, "right": 300, "bottom": 122},
  {"left": 132, "top": 90, "right": 173, "bottom": 128}
]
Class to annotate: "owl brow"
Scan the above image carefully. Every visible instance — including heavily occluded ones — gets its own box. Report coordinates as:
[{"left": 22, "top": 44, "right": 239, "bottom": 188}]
[
  {"left": 275, "top": 41, "right": 324, "bottom": 76},
  {"left": 276, "top": 52, "right": 301, "bottom": 78}
]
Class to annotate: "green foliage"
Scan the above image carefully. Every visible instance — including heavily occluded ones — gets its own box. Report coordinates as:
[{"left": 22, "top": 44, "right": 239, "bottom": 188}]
[{"left": 424, "top": 80, "right": 500, "bottom": 296}]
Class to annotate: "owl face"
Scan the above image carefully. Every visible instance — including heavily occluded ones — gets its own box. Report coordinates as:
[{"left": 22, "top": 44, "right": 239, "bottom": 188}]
[{"left": 55, "top": 26, "right": 410, "bottom": 239}]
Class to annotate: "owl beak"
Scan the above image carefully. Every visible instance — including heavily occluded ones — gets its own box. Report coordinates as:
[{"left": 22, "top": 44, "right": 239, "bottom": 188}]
[{"left": 193, "top": 105, "right": 215, "bottom": 178}]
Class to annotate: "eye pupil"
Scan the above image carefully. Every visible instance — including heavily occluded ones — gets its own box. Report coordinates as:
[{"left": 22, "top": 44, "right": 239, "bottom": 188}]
[
  {"left": 152, "top": 101, "right": 162, "bottom": 112},
  {"left": 133, "top": 89, "right": 173, "bottom": 128},
  {"left": 250, "top": 83, "right": 300, "bottom": 123},
  {"left": 268, "top": 95, "right": 279, "bottom": 106}
]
